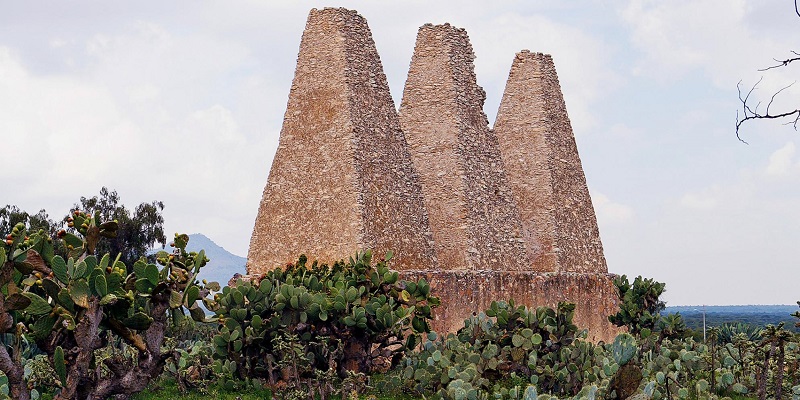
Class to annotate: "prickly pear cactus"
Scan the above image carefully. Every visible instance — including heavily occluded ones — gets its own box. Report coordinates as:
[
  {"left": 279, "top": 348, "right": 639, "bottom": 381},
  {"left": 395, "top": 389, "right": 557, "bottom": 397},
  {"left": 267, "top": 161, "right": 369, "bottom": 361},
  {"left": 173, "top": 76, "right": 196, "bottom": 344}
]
[
  {"left": 213, "top": 249, "right": 439, "bottom": 387},
  {"left": 398, "top": 300, "right": 601, "bottom": 399},
  {"left": 612, "top": 333, "right": 637, "bottom": 366},
  {"left": 0, "top": 214, "right": 219, "bottom": 400}
]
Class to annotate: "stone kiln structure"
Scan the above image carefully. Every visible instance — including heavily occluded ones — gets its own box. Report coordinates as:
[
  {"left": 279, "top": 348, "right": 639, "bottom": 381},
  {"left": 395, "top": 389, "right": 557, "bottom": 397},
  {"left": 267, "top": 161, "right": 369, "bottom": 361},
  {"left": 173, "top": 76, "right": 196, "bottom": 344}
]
[
  {"left": 247, "top": 7, "right": 619, "bottom": 341},
  {"left": 247, "top": 8, "right": 437, "bottom": 272},
  {"left": 399, "top": 24, "right": 528, "bottom": 271},
  {"left": 493, "top": 50, "right": 607, "bottom": 274}
]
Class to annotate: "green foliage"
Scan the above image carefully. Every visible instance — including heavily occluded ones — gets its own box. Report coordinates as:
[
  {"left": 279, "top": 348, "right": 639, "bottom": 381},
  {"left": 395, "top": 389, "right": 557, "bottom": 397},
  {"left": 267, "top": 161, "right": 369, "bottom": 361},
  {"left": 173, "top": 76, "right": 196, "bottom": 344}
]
[
  {"left": 397, "top": 301, "right": 604, "bottom": 399},
  {"left": 0, "top": 214, "right": 219, "bottom": 399},
  {"left": 656, "top": 313, "right": 688, "bottom": 341},
  {"left": 131, "top": 378, "right": 273, "bottom": 400},
  {"left": 67, "top": 187, "right": 166, "bottom": 267},
  {"left": 212, "top": 250, "right": 438, "bottom": 390},
  {"left": 389, "top": 294, "right": 800, "bottom": 400},
  {"left": 611, "top": 333, "right": 637, "bottom": 366},
  {"left": 0, "top": 206, "right": 58, "bottom": 239},
  {"left": 608, "top": 275, "right": 666, "bottom": 337},
  {"left": 717, "top": 322, "right": 762, "bottom": 344},
  {"left": 4, "top": 228, "right": 800, "bottom": 400},
  {"left": 164, "top": 338, "right": 216, "bottom": 392}
]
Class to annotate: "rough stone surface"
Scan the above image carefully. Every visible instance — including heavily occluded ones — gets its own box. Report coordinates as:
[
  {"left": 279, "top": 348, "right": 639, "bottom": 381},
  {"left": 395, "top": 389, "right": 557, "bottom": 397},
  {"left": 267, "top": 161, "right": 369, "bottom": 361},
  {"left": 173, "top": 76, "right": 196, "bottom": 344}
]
[
  {"left": 399, "top": 24, "right": 529, "bottom": 271},
  {"left": 247, "top": 8, "right": 437, "bottom": 273},
  {"left": 493, "top": 51, "right": 607, "bottom": 273},
  {"left": 247, "top": 8, "right": 619, "bottom": 341},
  {"left": 401, "top": 270, "right": 620, "bottom": 343}
]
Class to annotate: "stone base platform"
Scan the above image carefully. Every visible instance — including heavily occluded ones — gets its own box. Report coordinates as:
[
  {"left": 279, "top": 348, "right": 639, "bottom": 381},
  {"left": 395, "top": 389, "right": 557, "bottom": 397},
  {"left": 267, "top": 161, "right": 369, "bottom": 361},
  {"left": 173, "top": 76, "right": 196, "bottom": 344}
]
[{"left": 400, "top": 270, "right": 621, "bottom": 343}]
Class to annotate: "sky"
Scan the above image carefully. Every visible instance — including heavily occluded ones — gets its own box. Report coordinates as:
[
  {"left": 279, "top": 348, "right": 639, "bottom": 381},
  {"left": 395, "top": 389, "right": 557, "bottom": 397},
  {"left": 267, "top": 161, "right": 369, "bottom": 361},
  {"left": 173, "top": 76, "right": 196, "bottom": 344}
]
[{"left": 1, "top": 1, "right": 799, "bottom": 306}]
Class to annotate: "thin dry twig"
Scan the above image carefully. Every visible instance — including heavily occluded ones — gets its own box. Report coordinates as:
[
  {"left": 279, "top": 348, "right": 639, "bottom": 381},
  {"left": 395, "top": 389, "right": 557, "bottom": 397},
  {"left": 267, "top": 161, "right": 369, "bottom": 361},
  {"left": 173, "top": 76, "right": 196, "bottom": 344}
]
[
  {"left": 736, "top": 79, "right": 800, "bottom": 143},
  {"left": 759, "top": 51, "right": 800, "bottom": 71},
  {"left": 736, "top": 0, "right": 800, "bottom": 142}
]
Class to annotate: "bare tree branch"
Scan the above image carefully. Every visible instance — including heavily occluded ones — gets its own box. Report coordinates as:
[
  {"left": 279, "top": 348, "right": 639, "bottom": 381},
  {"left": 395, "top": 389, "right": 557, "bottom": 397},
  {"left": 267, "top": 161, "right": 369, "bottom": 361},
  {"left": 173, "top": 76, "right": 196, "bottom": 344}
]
[
  {"left": 736, "top": 79, "right": 800, "bottom": 143},
  {"left": 759, "top": 51, "right": 800, "bottom": 71},
  {"left": 736, "top": 0, "right": 799, "bottom": 142}
]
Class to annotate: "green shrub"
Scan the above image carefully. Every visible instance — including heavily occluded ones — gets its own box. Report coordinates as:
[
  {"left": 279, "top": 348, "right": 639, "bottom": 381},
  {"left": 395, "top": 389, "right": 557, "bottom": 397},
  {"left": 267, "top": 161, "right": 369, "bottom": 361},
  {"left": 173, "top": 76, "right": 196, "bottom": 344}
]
[
  {"left": 211, "top": 250, "right": 439, "bottom": 393},
  {"left": 0, "top": 214, "right": 219, "bottom": 399},
  {"left": 397, "top": 301, "right": 605, "bottom": 399},
  {"left": 608, "top": 275, "right": 666, "bottom": 337}
]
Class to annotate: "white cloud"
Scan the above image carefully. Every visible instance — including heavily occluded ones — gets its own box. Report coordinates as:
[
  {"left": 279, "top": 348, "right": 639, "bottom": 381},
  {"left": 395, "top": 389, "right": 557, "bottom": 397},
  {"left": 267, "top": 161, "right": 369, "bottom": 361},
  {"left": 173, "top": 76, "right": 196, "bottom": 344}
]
[
  {"left": 620, "top": 0, "right": 795, "bottom": 89},
  {"left": 125, "top": 83, "right": 160, "bottom": 103},
  {"left": 676, "top": 179, "right": 756, "bottom": 214},
  {"left": 630, "top": 162, "right": 800, "bottom": 305},
  {"left": 186, "top": 105, "right": 245, "bottom": 145},
  {"left": 468, "top": 13, "right": 620, "bottom": 133},
  {"left": 49, "top": 38, "right": 68, "bottom": 48},
  {"left": 766, "top": 142, "right": 797, "bottom": 176},
  {"left": 0, "top": 20, "right": 275, "bottom": 256},
  {"left": 0, "top": 46, "right": 144, "bottom": 199},
  {"left": 591, "top": 191, "right": 635, "bottom": 224},
  {"left": 679, "top": 193, "right": 718, "bottom": 210}
]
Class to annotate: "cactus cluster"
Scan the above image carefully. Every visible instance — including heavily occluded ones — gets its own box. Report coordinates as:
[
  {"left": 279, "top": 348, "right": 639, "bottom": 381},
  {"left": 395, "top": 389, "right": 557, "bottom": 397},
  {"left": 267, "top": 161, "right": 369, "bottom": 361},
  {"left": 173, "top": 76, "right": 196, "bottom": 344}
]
[
  {"left": 608, "top": 275, "right": 666, "bottom": 337},
  {"left": 386, "top": 297, "right": 800, "bottom": 400},
  {"left": 211, "top": 250, "right": 439, "bottom": 389},
  {"left": 5, "top": 214, "right": 800, "bottom": 400},
  {"left": 0, "top": 213, "right": 219, "bottom": 400},
  {"left": 393, "top": 301, "right": 606, "bottom": 399},
  {"left": 165, "top": 338, "right": 216, "bottom": 392}
]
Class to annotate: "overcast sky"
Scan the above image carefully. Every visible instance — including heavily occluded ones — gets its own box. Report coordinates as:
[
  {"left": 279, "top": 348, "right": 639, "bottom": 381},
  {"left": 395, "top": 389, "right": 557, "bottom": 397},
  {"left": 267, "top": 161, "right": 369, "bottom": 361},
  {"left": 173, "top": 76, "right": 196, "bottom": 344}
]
[{"left": 2, "top": 1, "right": 799, "bottom": 306}]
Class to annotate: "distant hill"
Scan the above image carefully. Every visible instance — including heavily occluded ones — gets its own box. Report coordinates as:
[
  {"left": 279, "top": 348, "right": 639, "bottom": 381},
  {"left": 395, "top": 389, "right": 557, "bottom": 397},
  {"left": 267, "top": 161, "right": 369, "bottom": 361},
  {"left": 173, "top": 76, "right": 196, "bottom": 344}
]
[
  {"left": 152, "top": 234, "right": 246, "bottom": 286},
  {"left": 665, "top": 305, "right": 799, "bottom": 331}
]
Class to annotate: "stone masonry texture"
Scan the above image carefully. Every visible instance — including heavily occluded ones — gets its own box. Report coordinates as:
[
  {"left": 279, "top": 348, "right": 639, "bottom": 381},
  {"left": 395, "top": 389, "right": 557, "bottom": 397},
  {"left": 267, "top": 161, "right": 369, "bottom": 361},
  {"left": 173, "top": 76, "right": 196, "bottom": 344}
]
[
  {"left": 247, "top": 8, "right": 437, "bottom": 273},
  {"left": 493, "top": 51, "right": 608, "bottom": 274},
  {"left": 402, "top": 270, "right": 620, "bottom": 343},
  {"left": 399, "top": 24, "right": 529, "bottom": 271},
  {"left": 247, "top": 8, "right": 619, "bottom": 341}
]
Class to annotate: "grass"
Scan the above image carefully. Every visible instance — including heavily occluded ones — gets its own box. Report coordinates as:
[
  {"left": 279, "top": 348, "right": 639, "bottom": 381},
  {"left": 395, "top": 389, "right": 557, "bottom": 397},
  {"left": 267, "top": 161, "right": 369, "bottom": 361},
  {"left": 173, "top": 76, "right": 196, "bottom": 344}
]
[
  {"left": 131, "top": 380, "right": 273, "bottom": 400},
  {"left": 130, "top": 374, "right": 423, "bottom": 400}
]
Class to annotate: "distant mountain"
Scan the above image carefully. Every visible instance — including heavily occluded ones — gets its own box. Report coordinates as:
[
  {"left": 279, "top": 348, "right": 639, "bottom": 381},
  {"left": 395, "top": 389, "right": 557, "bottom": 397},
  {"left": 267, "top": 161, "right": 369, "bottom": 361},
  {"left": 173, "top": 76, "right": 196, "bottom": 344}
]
[{"left": 153, "top": 234, "right": 246, "bottom": 286}]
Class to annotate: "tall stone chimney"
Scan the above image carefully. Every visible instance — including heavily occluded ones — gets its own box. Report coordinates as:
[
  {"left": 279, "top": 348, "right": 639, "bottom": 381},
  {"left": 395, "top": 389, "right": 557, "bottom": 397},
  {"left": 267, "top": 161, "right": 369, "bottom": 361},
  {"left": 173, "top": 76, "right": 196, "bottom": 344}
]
[
  {"left": 398, "top": 24, "right": 529, "bottom": 271},
  {"left": 246, "top": 8, "right": 437, "bottom": 273},
  {"left": 493, "top": 51, "right": 607, "bottom": 273}
]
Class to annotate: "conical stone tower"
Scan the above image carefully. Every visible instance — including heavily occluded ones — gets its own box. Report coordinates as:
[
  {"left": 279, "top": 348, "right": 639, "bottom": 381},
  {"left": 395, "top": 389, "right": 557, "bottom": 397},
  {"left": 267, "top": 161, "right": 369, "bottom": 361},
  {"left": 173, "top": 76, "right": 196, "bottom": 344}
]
[
  {"left": 397, "top": 26, "right": 618, "bottom": 341},
  {"left": 398, "top": 23, "right": 529, "bottom": 271},
  {"left": 493, "top": 50, "right": 607, "bottom": 274},
  {"left": 247, "top": 8, "right": 437, "bottom": 273}
]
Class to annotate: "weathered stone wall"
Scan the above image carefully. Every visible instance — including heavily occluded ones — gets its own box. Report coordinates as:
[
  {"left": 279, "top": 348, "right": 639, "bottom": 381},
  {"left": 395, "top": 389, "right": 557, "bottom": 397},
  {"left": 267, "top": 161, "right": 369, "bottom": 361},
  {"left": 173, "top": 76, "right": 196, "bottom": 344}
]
[
  {"left": 247, "top": 8, "right": 620, "bottom": 342},
  {"left": 402, "top": 270, "right": 620, "bottom": 343},
  {"left": 399, "top": 24, "right": 529, "bottom": 271},
  {"left": 493, "top": 51, "right": 607, "bottom": 274},
  {"left": 247, "top": 8, "right": 437, "bottom": 273}
]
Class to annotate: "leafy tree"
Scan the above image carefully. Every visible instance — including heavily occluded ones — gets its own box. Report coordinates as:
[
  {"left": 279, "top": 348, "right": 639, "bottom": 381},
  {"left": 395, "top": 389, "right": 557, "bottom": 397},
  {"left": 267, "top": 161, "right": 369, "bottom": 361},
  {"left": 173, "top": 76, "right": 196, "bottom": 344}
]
[
  {"left": 0, "top": 206, "right": 57, "bottom": 237},
  {"left": 608, "top": 275, "right": 666, "bottom": 337},
  {"left": 3, "top": 188, "right": 166, "bottom": 267},
  {"left": 67, "top": 187, "right": 166, "bottom": 267}
]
